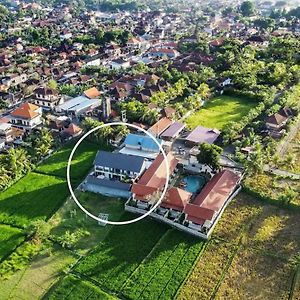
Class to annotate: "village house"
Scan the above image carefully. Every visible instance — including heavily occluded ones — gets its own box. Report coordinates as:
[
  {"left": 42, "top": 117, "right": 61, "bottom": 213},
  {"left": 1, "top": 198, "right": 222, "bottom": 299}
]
[
  {"left": 1, "top": 73, "right": 28, "bottom": 88},
  {"left": 119, "top": 133, "right": 163, "bottom": 159},
  {"left": 148, "top": 117, "right": 173, "bottom": 138},
  {"left": 160, "top": 121, "right": 185, "bottom": 141},
  {"left": 94, "top": 150, "right": 146, "bottom": 181},
  {"left": 62, "top": 123, "right": 83, "bottom": 139},
  {"left": 265, "top": 107, "right": 293, "bottom": 138},
  {"left": 185, "top": 126, "right": 220, "bottom": 146},
  {"left": 183, "top": 170, "right": 241, "bottom": 234},
  {"left": 32, "top": 87, "right": 62, "bottom": 110},
  {"left": 131, "top": 152, "right": 178, "bottom": 209},
  {"left": 148, "top": 48, "right": 180, "bottom": 59},
  {"left": 10, "top": 102, "right": 42, "bottom": 131},
  {"left": 55, "top": 87, "right": 101, "bottom": 116},
  {"left": 157, "top": 187, "right": 192, "bottom": 219}
]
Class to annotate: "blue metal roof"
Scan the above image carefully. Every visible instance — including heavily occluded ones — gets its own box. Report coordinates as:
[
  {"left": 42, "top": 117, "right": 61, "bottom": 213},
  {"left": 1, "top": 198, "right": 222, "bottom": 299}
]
[
  {"left": 94, "top": 150, "right": 145, "bottom": 173},
  {"left": 124, "top": 133, "right": 162, "bottom": 151}
]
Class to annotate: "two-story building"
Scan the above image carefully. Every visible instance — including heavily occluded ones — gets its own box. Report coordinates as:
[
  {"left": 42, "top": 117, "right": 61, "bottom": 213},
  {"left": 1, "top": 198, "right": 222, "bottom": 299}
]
[
  {"left": 33, "top": 87, "right": 62, "bottom": 110},
  {"left": 94, "top": 150, "right": 146, "bottom": 181},
  {"left": 10, "top": 102, "right": 42, "bottom": 131}
]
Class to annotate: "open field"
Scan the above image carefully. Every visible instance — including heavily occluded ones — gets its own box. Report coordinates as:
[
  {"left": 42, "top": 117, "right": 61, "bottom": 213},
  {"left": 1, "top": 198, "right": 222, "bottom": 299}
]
[
  {"left": 280, "top": 129, "right": 300, "bottom": 174},
  {"left": 121, "top": 229, "right": 205, "bottom": 300},
  {"left": 177, "top": 192, "right": 300, "bottom": 299},
  {"left": 45, "top": 274, "right": 117, "bottom": 300},
  {"left": 36, "top": 140, "right": 106, "bottom": 180},
  {"left": 0, "top": 225, "right": 25, "bottom": 261},
  {"left": 216, "top": 248, "right": 294, "bottom": 300},
  {"left": 75, "top": 213, "right": 169, "bottom": 293},
  {"left": 0, "top": 173, "right": 70, "bottom": 227},
  {"left": 244, "top": 173, "right": 300, "bottom": 206},
  {"left": 186, "top": 95, "right": 257, "bottom": 130},
  {"left": 0, "top": 248, "right": 76, "bottom": 300},
  {"left": 49, "top": 192, "right": 124, "bottom": 253}
]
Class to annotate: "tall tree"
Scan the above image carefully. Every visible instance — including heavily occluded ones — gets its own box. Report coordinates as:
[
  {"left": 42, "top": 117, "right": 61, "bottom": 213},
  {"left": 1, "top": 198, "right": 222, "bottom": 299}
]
[{"left": 197, "top": 143, "right": 223, "bottom": 171}]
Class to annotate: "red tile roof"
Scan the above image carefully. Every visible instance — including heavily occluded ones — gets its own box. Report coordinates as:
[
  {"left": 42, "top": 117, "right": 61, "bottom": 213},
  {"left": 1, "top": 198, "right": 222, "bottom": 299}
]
[
  {"left": 184, "top": 170, "right": 240, "bottom": 225},
  {"left": 148, "top": 117, "right": 173, "bottom": 137},
  {"left": 64, "top": 123, "right": 82, "bottom": 136},
  {"left": 84, "top": 87, "right": 101, "bottom": 99},
  {"left": 161, "top": 187, "right": 192, "bottom": 211},
  {"left": 132, "top": 152, "right": 178, "bottom": 201},
  {"left": 11, "top": 102, "right": 40, "bottom": 119}
]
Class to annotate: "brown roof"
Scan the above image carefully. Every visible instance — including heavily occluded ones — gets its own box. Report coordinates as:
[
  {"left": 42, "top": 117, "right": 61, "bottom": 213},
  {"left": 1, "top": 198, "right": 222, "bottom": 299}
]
[
  {"left": 64, "top": 123, "right": 82, "bottom": 135},
  {"left": 148, "top": 117, "right": 173, "bottom": 137},
  {"left": 132, "top": 152, "right": 178, "bottom": 201},
  {"left": 184, "top": 170, "right": 240, "bottom": 224},
  {"left": 161, "top": 187, "right": 192, "bottom": 211},
  {"left": 35, "top": 87, "right": 58, "bottom": 96},
  {"left": 266, "top": 113, "right": 287, "bottom": 126},
  {"left": 11, "top": 102, "right": 39, "bottom": 119},
  {"left": 84, "top": 87, "right": 101, "bottom": 99}
]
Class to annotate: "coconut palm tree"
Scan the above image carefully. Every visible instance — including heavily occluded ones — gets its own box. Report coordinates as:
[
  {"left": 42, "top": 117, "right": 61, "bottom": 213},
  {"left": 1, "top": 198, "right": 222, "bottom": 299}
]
[
  {"left": 1, "top": 148, "right": 31, "bottom": 178},
  {"left": 0, "top": 165, "right": 10, "bottom": 190}
]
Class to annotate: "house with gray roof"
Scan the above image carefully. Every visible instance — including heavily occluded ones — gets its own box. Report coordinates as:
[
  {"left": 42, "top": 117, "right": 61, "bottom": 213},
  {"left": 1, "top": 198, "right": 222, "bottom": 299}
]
[{"left": 94, "top": 150, "right": 146, "bottom": 181}]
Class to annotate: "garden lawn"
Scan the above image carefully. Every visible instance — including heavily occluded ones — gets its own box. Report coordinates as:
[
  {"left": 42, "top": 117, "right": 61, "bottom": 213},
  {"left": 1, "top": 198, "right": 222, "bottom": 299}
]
[
  {"left": 121, "top": 229, "right": 205, "bottom": 300},
  {"left": 0, "top": 225, "right": 25, "bottom": 261},
  {"left": 0, "top": 173, "right": 69, "bottom": 227},
  {"left": 186, "top": 95, "right": 256, "bottom": 130},
  {"left": 74, "top": 213, "right": 169, "bottom": 293},
  {"left": 45, "top": 274, "right": 117, "bottom": 300},
  {"left": 49, "top": 192, "right": 124, "bottom": 254},
  {"left": 36, "top": 140, "right": 107, "bottom": 180}
]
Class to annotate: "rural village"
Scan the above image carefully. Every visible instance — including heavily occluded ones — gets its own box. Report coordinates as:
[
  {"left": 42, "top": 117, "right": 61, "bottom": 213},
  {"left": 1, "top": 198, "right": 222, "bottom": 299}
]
[{"left": 0, "top": 0, "right": 300, "bottom": 299}]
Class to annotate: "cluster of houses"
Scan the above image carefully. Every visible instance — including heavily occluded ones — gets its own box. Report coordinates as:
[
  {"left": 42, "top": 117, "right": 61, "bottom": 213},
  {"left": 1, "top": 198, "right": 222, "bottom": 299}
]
[{"left": 81, "top": 117, "right": 242, "bottom": 239}]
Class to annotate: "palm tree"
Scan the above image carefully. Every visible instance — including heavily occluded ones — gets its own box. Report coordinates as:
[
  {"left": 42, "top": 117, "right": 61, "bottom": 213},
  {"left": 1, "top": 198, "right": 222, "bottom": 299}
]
[
  {"left": 2, "top": 148, "right": 31, "bottom": 178},
  {"left": 0, "top": 165, "right": 10, "bottom": 190},
  {"left": 35, "top": 143, "right": 50, "bottom": 158}
]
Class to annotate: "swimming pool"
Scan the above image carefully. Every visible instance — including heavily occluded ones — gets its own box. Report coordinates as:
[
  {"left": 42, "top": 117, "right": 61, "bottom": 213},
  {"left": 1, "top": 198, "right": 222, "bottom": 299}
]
[{"left": 181, "top": 175, "right": 206, "bottom": 194}]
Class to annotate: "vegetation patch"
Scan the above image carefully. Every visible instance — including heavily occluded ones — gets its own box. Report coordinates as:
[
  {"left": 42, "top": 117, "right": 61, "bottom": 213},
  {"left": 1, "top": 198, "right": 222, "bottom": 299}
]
[
  {"left": 45, "top": 274, "right": 117, "bottom": 300},
  {"left": 0, "top": 173, "right": 69, "bottom": 227},
  {"left": 215, "top": 248, "right": 293, "bottom": 300},
  {"left": 186, "top": 95, "right": 256, "bottom": 130},
  {"left": 35, "top": 140, "right": 104, "bottom": 180},
  {"left": 74, "top": 213, "right": 169, "bottom": 293},
  {"left": 177, "top": 239, "right": 237, "bottom": 300},
  {"left": 0, "top": 225, "right": 25, "bottom": 261},
  {"left": 212, "top": 193, "right": 262, "bottom": 243},
  {"left": 121, "top": 229, "right": 205, "bottom": 300},
  {"left": 49, "top": 192, "right": 124, "bottom": 254},
  {"left": 0, "top": 248, "right": 76, "bottom": 300}
]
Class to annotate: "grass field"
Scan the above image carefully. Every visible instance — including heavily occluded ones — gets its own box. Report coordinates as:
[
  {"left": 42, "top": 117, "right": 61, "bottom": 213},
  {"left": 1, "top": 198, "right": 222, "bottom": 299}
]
[
  {"left": 36, "top": 140, "right": 106, "bottom": 180},
  {"left": 0, "top": 249, "right": 76, "bottom": 300},
  {"left": 186, "top": 95, "right": 257, "bottom": 130},
  {"left": 48, "top": 216, "right": 205, "bottom": 300},
  {"left": 0, "top": 173, "right": 70, "bottom": 227},
  {"left": 121, "top": 229, "right": 205, "bottom": 300},
  {"left": 46, "top": 275, "right": 117, "bottom": 300},
  {"left": 49, "top": 192, "right": 124, "bottom": 254},
  {"left": 0, "top": 225, "right": 25, "bottom": 261},
  {"left": 177, "top": 193, "right": 300, "bottom": 299},
  {"left": 75, "top": 213, "right": 169, "bottom": 293}
]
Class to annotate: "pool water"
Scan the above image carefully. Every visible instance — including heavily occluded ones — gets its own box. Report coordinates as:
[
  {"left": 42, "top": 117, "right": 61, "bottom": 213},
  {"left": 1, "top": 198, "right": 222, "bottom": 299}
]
[{"left": 182, "top": 175, "right": 206, "bottom": 193}]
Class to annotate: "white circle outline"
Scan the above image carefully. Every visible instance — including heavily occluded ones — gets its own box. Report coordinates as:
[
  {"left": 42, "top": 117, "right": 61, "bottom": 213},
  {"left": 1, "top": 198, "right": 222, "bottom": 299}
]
[{"left": 66, "top": 122, "right": 170, "bottom": 225}]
